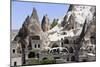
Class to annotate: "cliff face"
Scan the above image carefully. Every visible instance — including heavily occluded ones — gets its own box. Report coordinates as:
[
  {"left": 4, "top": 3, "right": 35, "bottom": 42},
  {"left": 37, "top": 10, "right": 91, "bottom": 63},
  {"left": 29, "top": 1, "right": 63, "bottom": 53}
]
[
  {"left": 84, "top": 7, "right": 96, "bottom": 40},
  {"left": 62, "top": 5, "right": 96, "bottom": 36}
]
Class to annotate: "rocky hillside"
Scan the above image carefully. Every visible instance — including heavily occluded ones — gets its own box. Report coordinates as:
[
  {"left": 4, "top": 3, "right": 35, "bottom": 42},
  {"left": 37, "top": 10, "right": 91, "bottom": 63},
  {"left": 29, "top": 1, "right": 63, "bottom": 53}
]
[
  {"left": 11, "top": 4, "right": 96, "bottom": 50},
  {"left": 61, "top": 5, "right": 96, "bottom": 36},
  {"left": 47, "top": 4, "right": 96, "bottom": 50}
]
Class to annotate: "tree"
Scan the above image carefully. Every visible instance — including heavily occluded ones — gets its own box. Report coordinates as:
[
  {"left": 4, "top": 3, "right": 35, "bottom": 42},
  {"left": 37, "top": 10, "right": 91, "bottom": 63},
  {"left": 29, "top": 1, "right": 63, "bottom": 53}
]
[{"left": 50, "top": 19, "right": 58, "bottom": 29}]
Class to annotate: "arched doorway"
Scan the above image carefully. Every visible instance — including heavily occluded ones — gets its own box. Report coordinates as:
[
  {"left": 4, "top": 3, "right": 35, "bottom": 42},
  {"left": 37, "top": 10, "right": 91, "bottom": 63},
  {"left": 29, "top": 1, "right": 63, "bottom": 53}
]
[
  {"left": 69, "top": 47, "right": 74, "bottom": 53},
  {"left": 71, "top": 56, "right": 75, "bottom": 61},
  {"left": 64, "top": 39, "right": 69, "bottom": 44},
  {"left": 42, "top": 57, "right": 48, "bottom": 60},
  {"left": 14, "top": 61, "right": 17, "bottom": 66},
  {"left": 28, "top": 52, "right": 35, "bottom": 58},
  {"left": 36, "top": 53, "right": 39, "bottom": 58}
]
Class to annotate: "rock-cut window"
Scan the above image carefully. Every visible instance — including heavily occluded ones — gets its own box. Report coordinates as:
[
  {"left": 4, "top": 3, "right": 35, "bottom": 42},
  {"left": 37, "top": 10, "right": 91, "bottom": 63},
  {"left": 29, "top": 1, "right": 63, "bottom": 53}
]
[
  {"left": 13, "top": 49, "right": 15, "bottom": 54},
  {"left": 64, "top": 39, "right": 69, "bottom": 44},
  {"left": 38, "top": 44, "right": 40, "bottom": 48},
  {"left": 34, "top": 44, "right": 36, "bottom": 48},
  {"left": 14, "top": 62, "right": 17, "bottom": 66}
]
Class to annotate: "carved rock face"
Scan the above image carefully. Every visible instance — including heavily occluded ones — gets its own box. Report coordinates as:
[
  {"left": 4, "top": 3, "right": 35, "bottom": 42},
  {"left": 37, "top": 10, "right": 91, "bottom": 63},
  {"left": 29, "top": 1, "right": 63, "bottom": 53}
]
[{"left": 63, "top": 5, "right": 96, "bottom": 31}]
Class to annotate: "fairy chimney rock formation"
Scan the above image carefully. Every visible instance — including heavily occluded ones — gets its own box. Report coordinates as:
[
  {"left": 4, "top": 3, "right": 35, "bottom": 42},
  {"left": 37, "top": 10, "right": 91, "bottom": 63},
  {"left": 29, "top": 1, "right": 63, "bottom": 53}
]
[{"left": 41, "top": 15, "right": 50, "bottom": 32}]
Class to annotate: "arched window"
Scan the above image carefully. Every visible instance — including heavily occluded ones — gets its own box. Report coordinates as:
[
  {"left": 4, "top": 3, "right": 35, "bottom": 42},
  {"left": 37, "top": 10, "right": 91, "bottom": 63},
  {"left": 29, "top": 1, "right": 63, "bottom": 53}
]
[
  {"left": 38, "top": 44, "right": 40, "bottom": 48},
  {"left": 42, "top": 57, "right": 48, "bottom": 60},
  {"left": 64, "top": 39, "right": 69, "bottom": 44},
  {"left": 71, "top": 56, "right": 75, "bottom": 61},
  {"left": 13, "top": 49, "right": 15, "bottom": 54},
  {"left": 72, "top": 26, "right": 74, "bottom": 29},
  {"left": 14, "top": 62, "right": 17, "bottom": 66},
  {"left": 61, "top": 38, "right": 63, "bottom": 41},
  {"left": 69, "top": 47, "right": 74, "bottom": 53},
  {"left": 34, "top": 44, "right": 36, "bottom": 48},
  {"left": 61, "top": 42, "right": 63, "bottom": 47},
  {"left": 28, "top": 52, "right": 35, "bottom": 58},
  {"left": 36, "top": 53, "right": 39, "bottom": 58}
]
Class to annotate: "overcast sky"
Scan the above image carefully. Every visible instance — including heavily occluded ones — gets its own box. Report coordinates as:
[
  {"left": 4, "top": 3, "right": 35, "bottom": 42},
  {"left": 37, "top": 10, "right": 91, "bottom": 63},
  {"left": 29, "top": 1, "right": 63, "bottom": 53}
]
[{"left": 12, "top": 1, "right": 70, "bottom": 29}]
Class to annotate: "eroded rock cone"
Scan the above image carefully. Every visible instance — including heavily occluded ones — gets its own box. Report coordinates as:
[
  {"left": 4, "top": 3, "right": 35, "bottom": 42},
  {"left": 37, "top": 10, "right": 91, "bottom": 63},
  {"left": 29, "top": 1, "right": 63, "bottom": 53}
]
[
  {"left": 61, "top": 15, "right": 68, "bottom": 27},
  {"left": 13, "top": 8, "right": 43, "bottom": 65},
  {"left": 14, "top": 8, "right": 43, "bottom": 41},
  {"left": 29, "top": 8, "right": 42, "bottom": 35},
  {"left": 41, "top": 15, "right": 50, "bottom": 32}
]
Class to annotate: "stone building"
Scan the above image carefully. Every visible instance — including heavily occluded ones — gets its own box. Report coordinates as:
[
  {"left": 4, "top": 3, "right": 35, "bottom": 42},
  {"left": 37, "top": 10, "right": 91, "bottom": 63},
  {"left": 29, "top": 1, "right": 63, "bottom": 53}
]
[{"left": 11, "top": 41, "right": 22, "bottom": 67}]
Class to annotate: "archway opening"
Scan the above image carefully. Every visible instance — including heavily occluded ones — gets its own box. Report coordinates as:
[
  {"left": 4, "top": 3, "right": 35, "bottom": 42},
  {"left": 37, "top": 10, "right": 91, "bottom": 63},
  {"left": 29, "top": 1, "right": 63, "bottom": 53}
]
[
  {"left": 36, "top": 53, "right": 39, "bottom": 58},
  {"left": 14, "top": 62, "right": 17, "bottom": 66},
  {"left": 28, "top": 52, "right": 35, "bottom": 58},
  {"left": 71, "top": 56, "right": 75, "bottom": 61},
  {"left": 69, "top": 47, "right": 74, "bottom": 53},
  {"left": 64, "top": 39, "right": 69, "bottom": 44},
  {"left": 42, "top": 57, "right": 48, "bottom": 60}
]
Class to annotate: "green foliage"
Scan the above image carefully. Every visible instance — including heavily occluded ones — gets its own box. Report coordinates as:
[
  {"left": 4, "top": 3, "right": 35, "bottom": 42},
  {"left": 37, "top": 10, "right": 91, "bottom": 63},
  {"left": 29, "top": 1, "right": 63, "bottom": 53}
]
[
  {"left": 29, "top": 54, "right": 56, "bottom": 65},
  {"left": 51, "top": 19, "right": 58, "bottom": 29},
  {"left": 27, "top": 58, "right": 40, "bottom": 65},
  {"left": 30, "top": 58, "right": 56, "bottom": 65},
  {"left": 31, "top": 59, "right": 40, "bottom": 64},
  {"left": 40, "top": 58, "right": 56, "bottom": 64}
]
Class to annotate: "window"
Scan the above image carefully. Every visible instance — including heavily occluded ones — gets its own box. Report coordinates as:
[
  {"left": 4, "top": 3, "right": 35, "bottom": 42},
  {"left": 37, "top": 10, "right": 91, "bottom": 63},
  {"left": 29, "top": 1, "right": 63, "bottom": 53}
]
[
  {"left": 13, "top": 49, "right": 15, "bottom": 54},
  {"left": 71, "top": 56, "right": 75, "bottom": 61},
  {"left": 31, "top": 36, "right": 40, "bottom": 40},
  {"left": 34, "top": 44, "right": 36, "bottom": 48},
  {"left": 69, "top": 47, "right": 74, "bottom": 53},
  {"left": 74, "top": 40, "right": 76, "bottom": 44},
  {"left": 19, "top": 51, "right": 21, "bottom": 54},
  {"left": 37, "top": 53, "right": 39, "bottom": 58},
  {"left": 43, "top": 57, "right": 48, "bottom": 60},
  {"left": 61, "top": 38, "right": 63, "bottom": 41},
  {"left": 72, "top": 26, "right": 74, "bottom": 29},
  {"left": 61, "top": 42, "right": 63, "bottom": 47},
  {"left": 38, "top": 44, "right": 40, "bottom": 48},
  {"left": 14, "top": 62, "right": 17, "bottom": 66},
  {"left": 64, "top": 39, "right": 69, "bottom": 44}
]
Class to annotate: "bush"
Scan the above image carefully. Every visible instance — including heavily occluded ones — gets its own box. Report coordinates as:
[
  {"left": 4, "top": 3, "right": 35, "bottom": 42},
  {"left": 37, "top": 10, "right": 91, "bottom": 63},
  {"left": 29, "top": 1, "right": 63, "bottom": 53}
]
[
  {"left": 40, "top": 58, "right": 56, "bottom": 64},
  {"left": 51, "top": 19, "right": 58, "bottom": 29}
]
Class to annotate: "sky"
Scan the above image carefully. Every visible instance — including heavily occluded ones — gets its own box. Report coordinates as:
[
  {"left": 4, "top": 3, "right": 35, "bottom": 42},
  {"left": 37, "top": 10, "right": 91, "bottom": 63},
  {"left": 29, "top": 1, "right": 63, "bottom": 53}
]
[{"left": 12, "top": 1, "right": 70, "bottom": 29}]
